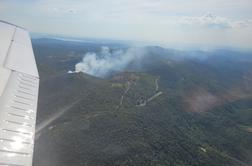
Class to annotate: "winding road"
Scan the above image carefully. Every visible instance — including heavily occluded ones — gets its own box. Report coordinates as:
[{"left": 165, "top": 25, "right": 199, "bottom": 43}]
[{"left": 137, "top": 76, "right": 162, "bottom": 107}]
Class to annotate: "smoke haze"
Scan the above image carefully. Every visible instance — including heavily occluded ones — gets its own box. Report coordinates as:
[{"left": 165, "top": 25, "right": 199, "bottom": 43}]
[{"left": 69, "top": 47, "right": 146, "bottom": 77}]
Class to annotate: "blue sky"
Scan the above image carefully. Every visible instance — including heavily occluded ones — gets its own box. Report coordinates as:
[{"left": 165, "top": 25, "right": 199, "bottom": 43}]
[{"left": 0, "top": 0, "right": 252, "bottom": 49}]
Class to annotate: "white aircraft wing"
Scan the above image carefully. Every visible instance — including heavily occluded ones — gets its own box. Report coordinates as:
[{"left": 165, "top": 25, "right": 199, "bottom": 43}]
[{"left": 0, "top": 21, "right": 39, "bottom": 166}]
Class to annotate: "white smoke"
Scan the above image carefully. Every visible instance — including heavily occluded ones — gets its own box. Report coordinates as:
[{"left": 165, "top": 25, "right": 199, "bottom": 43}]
[{"left": 68, "top": 46, "right": 146, "bottom": 77}]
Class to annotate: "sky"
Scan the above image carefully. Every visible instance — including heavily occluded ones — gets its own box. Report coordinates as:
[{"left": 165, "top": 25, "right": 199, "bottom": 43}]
[{"left": 0, "top": 0, "right": 252, "bottom": 49}]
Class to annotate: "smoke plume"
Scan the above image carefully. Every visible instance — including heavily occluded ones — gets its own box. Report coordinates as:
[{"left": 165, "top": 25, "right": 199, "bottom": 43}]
[{"left": 69, "top": 46, "right": 146, "bottom": 77}]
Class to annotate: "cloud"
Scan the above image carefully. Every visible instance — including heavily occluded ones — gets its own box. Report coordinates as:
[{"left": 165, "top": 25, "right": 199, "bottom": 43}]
[
  {"left": 69, "top": 46, "right": 147, "bottom": 77},
  {"left": 1, "top": 0, "right": 252, "bottom": 49},
  {"left": 177, "top": 13, "right": 252, "bottom": 30},
  {"left": 232, "top": 20, "right": 252, "bottom": 28},
  {"left": 179, "top": 13, "right": 231, "bottom": 29}
]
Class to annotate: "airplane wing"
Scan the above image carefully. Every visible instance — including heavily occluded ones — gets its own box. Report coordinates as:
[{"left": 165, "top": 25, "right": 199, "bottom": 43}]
[{"left": 0, "top": 21, "right": 39, "bottom": 166}]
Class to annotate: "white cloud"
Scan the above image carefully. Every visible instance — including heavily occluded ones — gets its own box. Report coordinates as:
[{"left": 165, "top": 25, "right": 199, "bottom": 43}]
[
  {"left": 178, "top": 13, "right": 252, "bottom": 29},
  {"left": 232, "top": 20, "right": 252, "bottom": 28}
]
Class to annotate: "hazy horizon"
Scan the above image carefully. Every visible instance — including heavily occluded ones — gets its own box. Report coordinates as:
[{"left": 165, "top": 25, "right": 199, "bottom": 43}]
[
  {"left": 1, "top": 0, "right": 252, "bottom": 49},
  {"left": 31, "top": 32, "right": 252, "bottom": 52}
]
